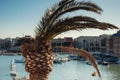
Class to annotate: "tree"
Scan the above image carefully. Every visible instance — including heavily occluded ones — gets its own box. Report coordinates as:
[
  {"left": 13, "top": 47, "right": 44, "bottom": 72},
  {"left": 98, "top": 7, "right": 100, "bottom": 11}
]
[{"left": 22, "top": 0, "right": 118, "bottom": 80}]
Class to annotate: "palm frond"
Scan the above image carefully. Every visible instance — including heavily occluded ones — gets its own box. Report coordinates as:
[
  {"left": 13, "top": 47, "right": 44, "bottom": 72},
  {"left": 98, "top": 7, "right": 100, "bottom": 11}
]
[
  {"left": 44, "top": 16, "right": 118, "bottom": 40},
  {"left": 56, "top": 46, "right": 101, "bottom": 77},
  {"left": 36, "top": 1, "right": 103, "bottom": 39}
]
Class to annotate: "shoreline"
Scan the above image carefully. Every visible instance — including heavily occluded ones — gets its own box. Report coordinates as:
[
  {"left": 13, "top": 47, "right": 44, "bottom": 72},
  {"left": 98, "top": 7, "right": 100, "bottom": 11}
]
[{"left": 0, "top": 53, "right": 22, "bottom": 56}]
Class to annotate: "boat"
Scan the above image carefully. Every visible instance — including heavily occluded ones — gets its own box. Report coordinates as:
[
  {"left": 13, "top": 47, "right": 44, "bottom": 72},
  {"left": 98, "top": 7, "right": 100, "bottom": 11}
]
[
  {"left": 102, "top": 54, "right": 119, "bottom": 63},
  {"left": 11, "top": 59, "right": 15, "bottom": 65},
  {"left": 54, "top": 59, "right": 62, "bottom": 64},
  {"left": 85, "top": 61, "right": 92, "bottom": 65},
  {"left": 14, "top": 58, "right": 25, "bottom": 63},
  {"left": 10, "top": 59, "right": 16, "bottom": 70},
  {"left": 102, "top": 61, "right": 109, "bottom": 65},
  {"left": 68, "top": 55, "right": 78, "bottom": 60},
  {"left": 10, "top": 64, "right": 16, "bottom": 70},
  {"left": 92, "top": 52, "right": 119, "bottom": 64},
  {"left": 10, "top": 59, "right": 17, "bottom": 76},
  {"left": 10, "top": 70, "right": 17, "bottom": 76}
]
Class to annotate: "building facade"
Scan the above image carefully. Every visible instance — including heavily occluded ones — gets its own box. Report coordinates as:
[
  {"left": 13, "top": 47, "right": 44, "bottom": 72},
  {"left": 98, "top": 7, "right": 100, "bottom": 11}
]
[
  {"left": 106, "top": 30, "right": 120, "bottom": 56},
  {"left": 52, "top": 37, "right": 74, "bottom": 52},
  {"left": 75, "top": 34, "right": 110, "bottom": 53},
  {"left": 0, "top": 38, "right": 11, "bottom": 51},
  {"left": 75, "top": 36, "right": 100, "bottom": 52}
]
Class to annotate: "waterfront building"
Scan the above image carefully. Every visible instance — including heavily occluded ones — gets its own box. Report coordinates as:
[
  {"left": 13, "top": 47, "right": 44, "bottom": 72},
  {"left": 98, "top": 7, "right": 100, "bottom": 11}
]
[
  {"left": 0, "top": 38, "right": 11, "bottom": 51},
  {"left": 64, "top": 37, "right": 74, "bottom": 47},
  {"left": 52, "top": 38, "right": 64, "bottom": 52},
  {"left": 52, "top": 37, "right": 74, "bottom": 52},
  {"left": 99, "top": 34, "right": 111, "bottom": 53},
  {"left": 75, "top": 36, "right": 101, "bottom": 52},
  {"left": 75, "top": 34, "right": 110, "bottom": 53},
  {"left": 106, "top": 30, "right": 120, "bottom": 57},
  {"left": 9, "top": 37, "right": 21, "bottom": 53}
]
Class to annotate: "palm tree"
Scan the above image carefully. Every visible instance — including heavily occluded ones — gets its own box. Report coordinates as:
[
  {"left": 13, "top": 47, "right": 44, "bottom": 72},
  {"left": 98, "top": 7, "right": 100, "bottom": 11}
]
[{"left": 22, "top": 0, "right": 118, "bottom": 80}]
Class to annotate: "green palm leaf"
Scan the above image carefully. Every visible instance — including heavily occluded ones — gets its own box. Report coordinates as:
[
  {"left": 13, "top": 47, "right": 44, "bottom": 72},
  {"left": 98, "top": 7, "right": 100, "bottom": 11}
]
[{"left": 35, "top": 1, "right": 105, "bottom": 39}]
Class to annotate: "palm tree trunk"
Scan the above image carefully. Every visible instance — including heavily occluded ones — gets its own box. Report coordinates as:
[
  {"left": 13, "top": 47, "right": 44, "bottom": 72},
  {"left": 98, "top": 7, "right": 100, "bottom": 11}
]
[
  {"left": 22, "top": 40, "right": 53, "bottom": 80},
  {"left": 25, "top": 52, "right": 53, "bottom": 80},
  {"left": 30, "top": 72, "right": 49, "bottom": 80}
]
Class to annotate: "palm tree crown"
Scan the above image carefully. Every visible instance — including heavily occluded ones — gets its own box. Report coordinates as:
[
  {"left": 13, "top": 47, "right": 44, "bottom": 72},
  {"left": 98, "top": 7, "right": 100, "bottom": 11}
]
[{"left": 35, "top": 0, "right": 118, "bottom": 41}]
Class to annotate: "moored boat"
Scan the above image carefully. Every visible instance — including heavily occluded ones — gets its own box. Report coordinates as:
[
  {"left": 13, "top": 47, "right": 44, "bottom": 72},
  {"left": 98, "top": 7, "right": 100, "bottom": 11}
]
[
  {"left": 92, "top": 52, "right": 119, "bottom": 64},
  {"left": 53, "top": 59, "right": 62, "bottom": 64},
  {"left": 10, "top": 59, "right": 18, "bottom": 76},
  {"left": 10, "top": 70, "right": 17, "bottom": 76},
  {"left": 14, "top": 59, "right": 25, "bottom": 63}
]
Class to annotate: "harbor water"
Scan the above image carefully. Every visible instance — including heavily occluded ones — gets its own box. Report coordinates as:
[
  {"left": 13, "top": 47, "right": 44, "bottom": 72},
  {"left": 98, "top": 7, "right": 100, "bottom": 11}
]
[{"left": 0, "top": 55, "right": 120, "bottom": 80}]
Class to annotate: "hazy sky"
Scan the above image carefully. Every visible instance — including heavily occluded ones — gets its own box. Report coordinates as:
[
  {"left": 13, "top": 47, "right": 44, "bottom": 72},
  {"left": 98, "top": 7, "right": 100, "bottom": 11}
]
[{"left": 0, "top": 0, "right": 120, "bottom": 39}]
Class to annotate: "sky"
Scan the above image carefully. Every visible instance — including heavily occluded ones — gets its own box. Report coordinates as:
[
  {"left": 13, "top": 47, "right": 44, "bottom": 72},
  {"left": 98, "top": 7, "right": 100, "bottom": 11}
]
[{"left": 0, "top": 0, "right": 120, "bottom": 39}]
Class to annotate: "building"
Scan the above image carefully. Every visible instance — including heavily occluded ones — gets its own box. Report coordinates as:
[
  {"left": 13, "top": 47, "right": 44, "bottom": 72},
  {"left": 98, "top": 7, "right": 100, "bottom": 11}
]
[
  {"left": 75, "top": 34, "right": 110, "bottom": 52},
  {"left": 52, "top": 37, "right": 74, "bottom": 52},
  {"left": 99, "top": 34, "right": 111, "bottom": 53},
  {"left": 9, "top": 35, "right": 32, "bottom": 52},
  {"left": 106, "top": 30, "right": 120, "bottom": 57},
  {"left": 0, "top": 38, "right": 11, "bottom": 51},
  {"left": 75, "top": 36, "right": 101, "bottom": 52}
]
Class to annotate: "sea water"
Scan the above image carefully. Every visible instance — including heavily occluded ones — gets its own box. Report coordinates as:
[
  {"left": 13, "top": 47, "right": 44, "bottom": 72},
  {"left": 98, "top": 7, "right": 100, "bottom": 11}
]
[{"left": 0, "top": 55, "right": 120, "bottom": 80}]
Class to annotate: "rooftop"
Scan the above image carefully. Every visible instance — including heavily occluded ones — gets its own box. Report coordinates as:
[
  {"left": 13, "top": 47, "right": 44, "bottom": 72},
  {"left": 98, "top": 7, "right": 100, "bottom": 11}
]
[{"left": 111, "top": 30, "right": 120, "bottom": 37}]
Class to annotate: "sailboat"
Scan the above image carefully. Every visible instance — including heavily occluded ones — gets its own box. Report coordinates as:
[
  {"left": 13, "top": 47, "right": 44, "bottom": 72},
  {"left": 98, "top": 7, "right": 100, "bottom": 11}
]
[{"left": 10, "top": 59, "right": 17, "bottom": 76}]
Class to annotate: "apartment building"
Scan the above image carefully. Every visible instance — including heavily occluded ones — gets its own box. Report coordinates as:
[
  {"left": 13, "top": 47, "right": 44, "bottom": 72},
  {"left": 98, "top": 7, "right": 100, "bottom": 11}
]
[
  {"left": 106, "top": 30, "right": 120, "bottom": 56},
  {"left": 75, "top": 34, "right": 110, "bottom": 52},
  {"left": 52, "top": 37, "right": 74, "bottom": 52}
]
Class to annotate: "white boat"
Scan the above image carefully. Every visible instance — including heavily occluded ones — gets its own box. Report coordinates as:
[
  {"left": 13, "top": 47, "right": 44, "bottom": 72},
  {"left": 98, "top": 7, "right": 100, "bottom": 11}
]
[
  {"left": 11, "top": 58, "right": 15, "bottom": 65},
  {"left": 11, "top": 64, "right": 16, "bottom": 70},
  {"left": 10, "top": 59, "right": 16, "bottom": 70},
  {"left": 10, "top": 70, "right": 17, "bottom": 76},
  {"left": 10, "top": 59, "right": 17, "bottom": 76}
]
